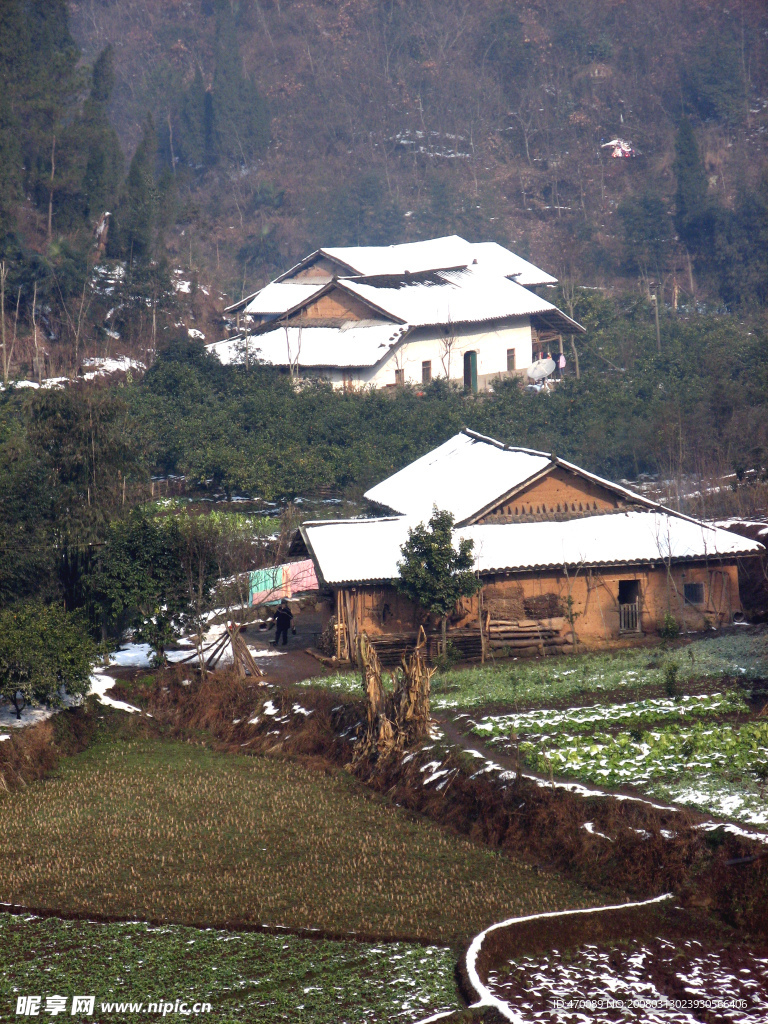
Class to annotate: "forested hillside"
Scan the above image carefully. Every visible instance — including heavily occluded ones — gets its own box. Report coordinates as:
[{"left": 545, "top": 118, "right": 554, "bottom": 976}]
[
  {"left": 67, "top": 0, "right": 768, "bottom": 306},
  {"left": 1, "top": 1, "right": 767, "bottom": 379}
]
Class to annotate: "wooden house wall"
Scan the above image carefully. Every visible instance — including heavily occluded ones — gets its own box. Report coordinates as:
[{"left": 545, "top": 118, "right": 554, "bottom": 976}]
[
  {"left": 289, "top": 257, "right": 343, "bottom": 283},
  {"left": 340, "top": 560, "right": 742, "bottom": 650},
  {"left": 478, "top": 466, "right": 624, "bottom": 522},
  {"left": 285, "top": 287, "right": 378, "bottom": 322}
]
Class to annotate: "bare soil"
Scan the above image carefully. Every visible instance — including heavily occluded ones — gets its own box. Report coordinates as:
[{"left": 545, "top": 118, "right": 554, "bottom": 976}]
[{"left": 471, "top": 903, "right": 768, "bottom": 1024}]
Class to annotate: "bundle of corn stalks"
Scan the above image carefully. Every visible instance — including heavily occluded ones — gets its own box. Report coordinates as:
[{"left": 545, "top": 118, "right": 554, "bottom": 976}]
[{"left": 354, "top": 627, "right": 434, "bottom": 762}]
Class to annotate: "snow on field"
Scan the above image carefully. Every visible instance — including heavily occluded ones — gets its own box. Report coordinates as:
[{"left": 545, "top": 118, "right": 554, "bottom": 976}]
[
  {"left": 106, "top": 630, "right": 286, "bottom": 670},
  {"left": 81, "top": 356, "right": 144, "bottom": 378},
  {"left": 0, "top": 691, "right": 82, "bottom": 729},
  {"left": 485, "top": 938, "right": 768, "bottom": 1023},
  {"left": 466, "top": 688, "right": 768, "bottom": 827},
  {"left": 472, "top": 692, "right": 744, "bottom": 739},
  {"left": 0, "top": 704, "right": 60, "bottom": 728},
  {"left": 109, "top": 643, "right": 154, "bottom": 668}
]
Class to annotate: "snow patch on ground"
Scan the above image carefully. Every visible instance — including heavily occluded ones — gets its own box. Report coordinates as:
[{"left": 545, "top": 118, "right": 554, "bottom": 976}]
[{"left": 89, "top": 672, "right": 142, "bottom": 714}]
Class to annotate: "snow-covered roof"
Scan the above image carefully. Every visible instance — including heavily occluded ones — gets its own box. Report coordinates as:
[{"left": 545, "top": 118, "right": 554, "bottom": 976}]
[
  {"left": 302, "top": 511, "right": 764, "bottom": 586},
  {"left": 278, "top": 235, "right": 557, "bottom": 287},
  {"left": 338, "top": 266, "right": 577, "bottom": 330},
  {"left": 464, "top": 242, "right": 558, "bottom": 287},
  {"left": 365, "top": 432, "right": 553, "bottom": 523},
  {"left": 206, "top": 323, "right": 408, "bottom": 369},
  {"left": 244, "top": 281, "right": 325, "bottom": 317},
  {"left": 365, "top": 430, "right": 652, "bottom": 524}
]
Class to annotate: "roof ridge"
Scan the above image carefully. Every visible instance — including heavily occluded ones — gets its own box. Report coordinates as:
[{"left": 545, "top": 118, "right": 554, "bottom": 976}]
[{"left": 460, "top": 428, "right": 552, "bottom": 458}]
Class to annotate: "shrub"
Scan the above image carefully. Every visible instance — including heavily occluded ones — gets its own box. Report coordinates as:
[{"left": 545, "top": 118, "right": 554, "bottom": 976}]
[
  {"left": 663, "top": 663, "right": 680, "bottom": 698},
  {"left": 659, "top": 613, "right": 680, "bottom": 640}
]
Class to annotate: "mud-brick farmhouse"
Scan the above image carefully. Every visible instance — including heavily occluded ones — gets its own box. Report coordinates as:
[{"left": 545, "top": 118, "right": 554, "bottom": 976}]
[
  {"left": 208, "top": 236, "right": 583, "bottom": 390},
  {"left": 298, "top": 431, "right": 765, "bottom": 661}
]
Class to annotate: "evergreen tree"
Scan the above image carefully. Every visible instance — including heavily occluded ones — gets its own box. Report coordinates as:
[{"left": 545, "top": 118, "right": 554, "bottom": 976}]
[
  {"left": 0, "top": 602, "right": 95, "bottom": 720},
  {"left": 618, "top": 192, "right": 671, "bottom": 281},
  {"left": 211, "top": 6, "right": 269, "bottom": 164},
  {"left": 179, "top": 66, "right": 208, "bottom": 168},
  {"left": 673, "top": 120, "right": 711, "bottom": 254},
  {"left": 111, "top": 117, "right": 159, "bottom": 268},
  {"left": 81, "top": 46, "right": 123, "bottom": 221},
  {"left": 0, "top": 0, "right": 81, "bottom": 236},
  {"left": 396, "top": 507, "right": 482, "bottom": 650},
  {"left": 683, "top": 33, "right": 745, "bottom": 124}
]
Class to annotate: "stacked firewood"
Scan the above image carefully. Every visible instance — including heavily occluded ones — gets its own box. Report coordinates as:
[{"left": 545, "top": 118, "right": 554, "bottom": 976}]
[{"left": 487, "top": 617, "right": 573, "bottom": 654}]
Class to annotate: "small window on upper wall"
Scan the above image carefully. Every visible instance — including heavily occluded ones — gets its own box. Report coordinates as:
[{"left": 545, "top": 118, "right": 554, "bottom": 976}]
[
  {"left": 422, "top": 360, "right": 432, "bottom": 383},
  {"left": 394, "top": 368, "right": 405, "bottom": 385},
  {"left": 507, "top": 348, "right": 516, "bottom": 371},
  {"left": 684, "top": 582, "right": 705, "bottom": 605}
]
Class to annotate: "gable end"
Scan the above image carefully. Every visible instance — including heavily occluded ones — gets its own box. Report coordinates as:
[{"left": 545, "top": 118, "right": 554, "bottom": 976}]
[
  {"left": 476, "top": 465, "right": 642, "bottom": 523},
  {"left": 282, "top": 284, "right": 391, "bottom": 325}
]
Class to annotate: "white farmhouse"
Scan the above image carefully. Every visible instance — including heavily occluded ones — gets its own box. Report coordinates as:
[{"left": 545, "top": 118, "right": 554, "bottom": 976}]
[{"left": 208, "top": 236, "right": 583, "bottom": 391}]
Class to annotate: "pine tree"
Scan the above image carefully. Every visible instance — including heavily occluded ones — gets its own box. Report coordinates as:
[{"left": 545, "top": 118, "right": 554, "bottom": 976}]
[
  {"left": 211, "top": 6, "right": 269, "bottom": 164},
  {"left": 673, "top": 120, "right": 710, "bottom": 254},
  {"left": 112, "top": 117, "right": 159, "bottom": 269},
  {"left": 81, "top": 46, "right": 123, "bottom": 221},
  {"left": 179, "top": 66, "right": 208, "bottom": 168}
]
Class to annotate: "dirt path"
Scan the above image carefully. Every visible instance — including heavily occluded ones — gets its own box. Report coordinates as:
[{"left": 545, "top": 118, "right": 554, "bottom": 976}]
[{"left": 248, "top": 640, "right": 333, "bottom": 687}]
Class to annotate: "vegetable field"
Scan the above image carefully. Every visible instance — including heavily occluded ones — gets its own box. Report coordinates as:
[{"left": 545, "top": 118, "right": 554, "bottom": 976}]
[{"left": 0, "top": 915, "right": 459, "bottom": 1024}]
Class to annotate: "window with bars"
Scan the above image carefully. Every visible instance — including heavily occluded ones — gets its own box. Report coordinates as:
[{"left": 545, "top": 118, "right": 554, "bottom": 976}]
[
  {"left": 684, "top": 582, "right": 705, "bottom": 605},
  {"left": 422, "top": 360, "right": 432, "bottom": 383},
  {"left": 394, "top": 368, "right": 404, "bottom": 385}
]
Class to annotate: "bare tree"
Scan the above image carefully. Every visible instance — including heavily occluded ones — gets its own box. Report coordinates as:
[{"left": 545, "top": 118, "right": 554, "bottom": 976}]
[
  {"left": 32, "top": 281, "right": 42, "bottom": 385},
  {"left": 285, "top": 325, "right": 302, "bottom": 380},
  {"left": 439, "top": 312, "right": 456, "bottom": 380},
  {"left": 560, "top": 277, "right": 581, "bottom": 379}
]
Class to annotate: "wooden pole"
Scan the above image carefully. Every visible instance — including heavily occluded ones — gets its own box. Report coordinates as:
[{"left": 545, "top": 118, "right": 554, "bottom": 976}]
[{"left": 335, "top": 590, "right": 342, "bottom": 660}]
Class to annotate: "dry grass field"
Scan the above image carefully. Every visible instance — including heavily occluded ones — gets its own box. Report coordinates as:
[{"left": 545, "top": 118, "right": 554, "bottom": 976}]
[{"left": 0, "top": 730, "right": 597, "bottom": 944}]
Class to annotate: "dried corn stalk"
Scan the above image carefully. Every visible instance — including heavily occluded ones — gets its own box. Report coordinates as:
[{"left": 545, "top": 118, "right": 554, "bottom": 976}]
[{"left": 354, "top": 627, "right": 434, "bottom": 762}]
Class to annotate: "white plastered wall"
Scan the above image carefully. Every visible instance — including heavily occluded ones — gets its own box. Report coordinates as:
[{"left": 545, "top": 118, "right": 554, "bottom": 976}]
[{"left": 305, "top": 319, "right": 533, "bottom": 389}]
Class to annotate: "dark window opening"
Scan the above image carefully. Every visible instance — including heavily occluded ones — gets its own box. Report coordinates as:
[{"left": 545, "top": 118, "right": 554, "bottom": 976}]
[
  {"left": 394, "top": 368, "right": 404, "bottom": 385},
  {"left": 684, "top": 582, "right": 705, "bottom": 605},
  {"left": 422, "top": 360, "right": 432, "bottom": 384},
  {"left": 507, "top": 348, "right": 516, "bottom": 371},
  {"left": 619, "top": 580, "right": 640, "bottom": 605}
]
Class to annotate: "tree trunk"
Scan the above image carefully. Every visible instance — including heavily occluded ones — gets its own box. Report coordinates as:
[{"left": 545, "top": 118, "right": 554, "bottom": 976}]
[
  {"left": 47, "top": 136, "right": 56, "bottom": 242},
  {"left": 570, "top": 335, "right": 580, "bottom": 379},
  {"left": 12, "top": 692, "right": 24, "bottom": 720},
  {"left": 0, "top": 260, "right": 7, "bottom": 386}
]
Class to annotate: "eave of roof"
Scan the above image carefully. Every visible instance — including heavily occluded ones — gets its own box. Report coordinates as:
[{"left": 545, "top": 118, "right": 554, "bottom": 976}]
[{"left": 302, "top": 511, "right": 765, "bottom": 587}]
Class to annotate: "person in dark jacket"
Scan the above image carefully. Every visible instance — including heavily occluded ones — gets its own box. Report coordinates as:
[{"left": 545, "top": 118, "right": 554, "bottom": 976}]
[{"left": 273, "top": 600, "right": 294, "bottom": 646}]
